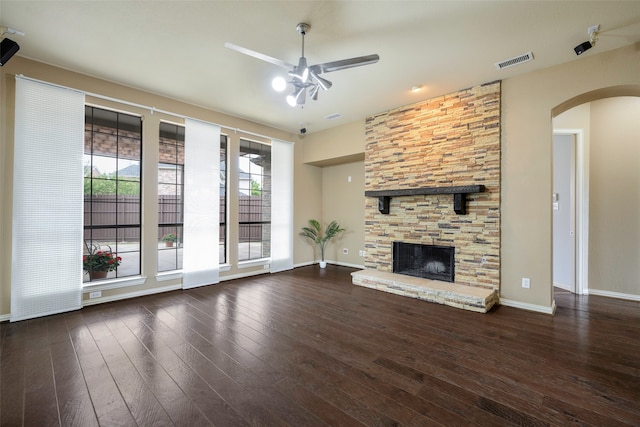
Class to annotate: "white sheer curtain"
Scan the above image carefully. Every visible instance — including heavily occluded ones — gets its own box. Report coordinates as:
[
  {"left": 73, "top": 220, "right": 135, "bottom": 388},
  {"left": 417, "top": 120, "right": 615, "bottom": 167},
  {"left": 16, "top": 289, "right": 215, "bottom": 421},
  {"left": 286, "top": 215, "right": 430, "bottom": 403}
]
[
  {"left": 270, "top": 139, "right": 294, "bottom": 273},
  {"left": 182, "top": 119, "right": 221, "bottom": 289},
  {"left": 11, "top": 77, "right": 85, "bottom": 322}
]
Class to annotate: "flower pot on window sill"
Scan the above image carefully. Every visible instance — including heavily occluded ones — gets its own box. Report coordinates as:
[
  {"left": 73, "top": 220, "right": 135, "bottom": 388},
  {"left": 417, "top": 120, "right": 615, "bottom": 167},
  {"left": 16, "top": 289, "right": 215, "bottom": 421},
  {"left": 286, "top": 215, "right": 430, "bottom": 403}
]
[
  {"left": 89, "top": 270, "right": 108, "bottom": 280},
  {"left": 165, "top": 241, "right": 174, "bottom": 247}
]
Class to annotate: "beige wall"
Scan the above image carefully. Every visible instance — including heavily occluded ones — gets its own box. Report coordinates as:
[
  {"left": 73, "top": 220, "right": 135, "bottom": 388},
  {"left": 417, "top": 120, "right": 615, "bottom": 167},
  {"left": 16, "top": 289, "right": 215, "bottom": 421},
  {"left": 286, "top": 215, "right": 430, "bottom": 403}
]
[
  {"left": 502, "top": 42, "right": 640, "bottom": 310},
  {"left": 303, "top": 120, "right": 365, "bottom": 166},
  {"left": 299, "top": 122, "right": 366, "bottom": 266},
  {"left": 1, "top": 57, "right": 322, "bottom": 317},
  {"left": 293, "top": 144, "right": 323, "bottom": 266},
  {"left": 589, "top": 97, "right": 640, "bottom": 296},
  {"left": 320, "top": 161, "right": 366, "bottom": 267}
]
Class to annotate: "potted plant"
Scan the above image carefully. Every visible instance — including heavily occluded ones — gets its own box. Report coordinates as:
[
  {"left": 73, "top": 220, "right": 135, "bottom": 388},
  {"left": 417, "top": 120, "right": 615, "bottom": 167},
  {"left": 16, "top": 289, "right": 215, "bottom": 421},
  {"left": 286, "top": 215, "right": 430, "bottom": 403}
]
[
  {"left": 161, "top": 233, "right": 178, "bottom": 247},
  {"left": 83, "top": 244, "right": 122, "bottom": 280},
  {"left": 300, "top": 219, "right": 346, "bottom": 268}
]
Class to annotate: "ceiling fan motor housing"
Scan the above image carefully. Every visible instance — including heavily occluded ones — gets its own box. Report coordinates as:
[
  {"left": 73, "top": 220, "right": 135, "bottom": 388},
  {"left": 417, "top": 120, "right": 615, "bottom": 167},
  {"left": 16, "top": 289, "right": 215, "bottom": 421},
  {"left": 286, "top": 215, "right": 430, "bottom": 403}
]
[{"left": 296, "top": 23, "right": 310, "bottom": 35}]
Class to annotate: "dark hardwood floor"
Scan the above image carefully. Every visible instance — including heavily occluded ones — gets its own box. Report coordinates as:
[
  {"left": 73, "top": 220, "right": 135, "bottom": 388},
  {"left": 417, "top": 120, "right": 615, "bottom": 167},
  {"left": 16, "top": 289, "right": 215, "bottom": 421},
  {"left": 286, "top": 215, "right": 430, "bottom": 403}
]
[{"left": 1, "top": 265, "right": 639, "bottom": 426}]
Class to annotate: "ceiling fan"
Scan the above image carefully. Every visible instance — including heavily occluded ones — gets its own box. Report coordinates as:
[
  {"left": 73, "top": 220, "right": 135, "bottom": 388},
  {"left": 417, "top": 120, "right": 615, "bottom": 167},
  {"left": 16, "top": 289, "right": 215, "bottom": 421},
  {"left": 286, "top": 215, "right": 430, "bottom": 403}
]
[{"left": 225, "top": 23, "right": 380, "bottom": 107}]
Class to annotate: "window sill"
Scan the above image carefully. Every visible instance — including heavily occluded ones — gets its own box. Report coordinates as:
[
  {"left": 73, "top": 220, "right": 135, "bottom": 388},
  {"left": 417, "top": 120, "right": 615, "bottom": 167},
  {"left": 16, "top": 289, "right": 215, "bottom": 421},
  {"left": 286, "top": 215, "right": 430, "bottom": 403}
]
[
  {"left": 238, "top": 258, "right": 271, "bottom": 269},
  {"left": 156, "top": 271, "right": 182, "bottom": 282},
  {"left": 156, "top": 264, "right": 231, "bottom": 282},
  {"left": 83, "top": 275, "right": 147, "bottom": 292}
]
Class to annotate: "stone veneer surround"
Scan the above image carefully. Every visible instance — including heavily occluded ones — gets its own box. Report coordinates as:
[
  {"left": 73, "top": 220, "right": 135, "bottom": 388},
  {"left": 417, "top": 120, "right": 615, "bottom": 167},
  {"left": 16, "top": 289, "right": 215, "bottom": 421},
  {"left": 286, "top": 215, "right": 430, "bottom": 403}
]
[{"left": 361, "top": 81, "right": 501, "bottom": 304}]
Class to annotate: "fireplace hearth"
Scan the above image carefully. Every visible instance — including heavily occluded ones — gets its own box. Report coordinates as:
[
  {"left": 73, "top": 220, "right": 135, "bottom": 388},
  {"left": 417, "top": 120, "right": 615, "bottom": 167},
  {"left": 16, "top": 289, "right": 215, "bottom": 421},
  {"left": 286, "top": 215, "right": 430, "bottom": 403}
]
[{"left": 393, "top": 242, "right": 454, "bottom": 282}]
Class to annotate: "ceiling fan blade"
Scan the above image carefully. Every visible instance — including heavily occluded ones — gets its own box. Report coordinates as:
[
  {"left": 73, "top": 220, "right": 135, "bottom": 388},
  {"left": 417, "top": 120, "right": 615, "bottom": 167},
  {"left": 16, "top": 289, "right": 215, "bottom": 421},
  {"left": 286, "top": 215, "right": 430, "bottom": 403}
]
[
  {"left": 310, "top": 54, "right": 379, "bottom": 74},
  {"left": 224, "top": 42, "right": 294, "bottom": 70}
]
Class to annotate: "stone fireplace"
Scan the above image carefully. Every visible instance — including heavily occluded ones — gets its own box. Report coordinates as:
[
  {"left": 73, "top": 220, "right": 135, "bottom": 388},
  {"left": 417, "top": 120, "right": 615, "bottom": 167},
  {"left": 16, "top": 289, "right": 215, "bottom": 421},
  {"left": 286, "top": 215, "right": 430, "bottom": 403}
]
[{"left": 352, "top": 81, "right": 501, "bottom": 313}]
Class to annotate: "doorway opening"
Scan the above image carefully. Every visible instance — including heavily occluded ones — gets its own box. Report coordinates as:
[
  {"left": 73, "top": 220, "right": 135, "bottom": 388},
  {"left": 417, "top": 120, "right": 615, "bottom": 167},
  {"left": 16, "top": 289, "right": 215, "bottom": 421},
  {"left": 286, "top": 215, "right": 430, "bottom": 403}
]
[{"left": 552, "top": 128, "right": 587, "bottom": 296}]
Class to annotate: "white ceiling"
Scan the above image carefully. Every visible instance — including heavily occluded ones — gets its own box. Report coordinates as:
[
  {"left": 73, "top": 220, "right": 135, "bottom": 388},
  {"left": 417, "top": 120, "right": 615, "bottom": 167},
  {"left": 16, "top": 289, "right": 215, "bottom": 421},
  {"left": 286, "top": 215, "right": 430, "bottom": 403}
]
[{"left": 2, "top": 1, "right": 640, "bottom": 134}]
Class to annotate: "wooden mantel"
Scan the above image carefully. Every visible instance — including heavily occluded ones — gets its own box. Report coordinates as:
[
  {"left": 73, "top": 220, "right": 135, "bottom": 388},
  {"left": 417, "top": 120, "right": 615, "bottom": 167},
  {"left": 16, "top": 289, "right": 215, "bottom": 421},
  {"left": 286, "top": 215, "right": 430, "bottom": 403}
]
[{"left": 365, "top": 185, "right": 485, "bottom": 215}]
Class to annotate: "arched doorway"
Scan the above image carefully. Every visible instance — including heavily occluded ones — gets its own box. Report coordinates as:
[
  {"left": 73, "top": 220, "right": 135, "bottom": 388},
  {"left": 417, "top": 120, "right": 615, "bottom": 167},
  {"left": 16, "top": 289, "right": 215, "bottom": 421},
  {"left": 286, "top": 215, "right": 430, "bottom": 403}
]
[{"left": 551, "top": 86, "right": 640, "bottom": 305}]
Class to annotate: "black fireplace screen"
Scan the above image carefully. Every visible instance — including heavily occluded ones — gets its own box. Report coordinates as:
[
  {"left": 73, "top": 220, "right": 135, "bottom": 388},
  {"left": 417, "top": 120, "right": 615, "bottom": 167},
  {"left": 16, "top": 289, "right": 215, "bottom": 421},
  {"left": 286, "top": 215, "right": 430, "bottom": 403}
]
[{"left": 392, "top": 242, "right": 455, "bottom": 282}]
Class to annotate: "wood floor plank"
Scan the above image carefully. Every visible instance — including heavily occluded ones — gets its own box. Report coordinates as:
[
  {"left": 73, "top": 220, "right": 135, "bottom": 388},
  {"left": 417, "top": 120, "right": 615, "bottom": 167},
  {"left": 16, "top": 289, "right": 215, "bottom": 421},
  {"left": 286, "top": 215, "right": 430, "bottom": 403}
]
[
  {"left": 184, "top": 281, "right": 504, "bottom": 426},
  {"left": 2, "top": 265, "right": 640, "bottom": 426},
  {"left": 65, "top": 312, "right": 138, "bottom": 427},
  {"left": 23, "top": 319, "right": 60, "bottom": 426},
  {"left": 125, "top": 300, "right": 292, "bottom": 426},
  {"left": 46, "top": 316, "right": 100, "bottom": 427},
  {"left": 101, "top": 313, "right": 222, "bottom": 426},
  {"left": 0, "top": 322, "right": 28, "bottom": 426},
  {"left": 82, "top": 313, "right": 176, "bottom": 427},
  {"left": 169, "top": 293, "right": 398, "bottom": 426}
]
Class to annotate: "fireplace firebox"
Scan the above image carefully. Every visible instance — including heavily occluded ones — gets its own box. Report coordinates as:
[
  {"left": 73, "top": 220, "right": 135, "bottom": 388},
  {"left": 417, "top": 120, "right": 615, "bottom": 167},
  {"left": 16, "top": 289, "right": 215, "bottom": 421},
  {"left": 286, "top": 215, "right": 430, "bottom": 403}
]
[{"left": 393, "top": 242, "right": 455, "bottom": 282}]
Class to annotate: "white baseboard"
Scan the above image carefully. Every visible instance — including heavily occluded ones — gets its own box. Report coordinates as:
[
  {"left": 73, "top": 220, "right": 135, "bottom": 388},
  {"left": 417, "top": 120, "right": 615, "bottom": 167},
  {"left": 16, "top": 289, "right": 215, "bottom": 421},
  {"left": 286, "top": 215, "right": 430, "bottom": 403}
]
[
  {"left": 588, "top": 289, "right": 640, "bottom": 302},
  {"left": 500, "top": 298, "right": 556, "bottom": 315},
  {"left": 293, "top": 261, "right": 315, "bottom": 268},
  {"left": 293, "top": 260, "right": 365, "bottom": 269},
  {"left": 326, "top": 260, "right": 365, "bottom": 269},
  {"left": 0, "top": 313, "right": 10, "bottom": 322},
  {"left": 220, "top": 268, "right": 270, "bottom": 281},
  {"left": 82, "top": 283, "right": 182, "bottom": 307}
]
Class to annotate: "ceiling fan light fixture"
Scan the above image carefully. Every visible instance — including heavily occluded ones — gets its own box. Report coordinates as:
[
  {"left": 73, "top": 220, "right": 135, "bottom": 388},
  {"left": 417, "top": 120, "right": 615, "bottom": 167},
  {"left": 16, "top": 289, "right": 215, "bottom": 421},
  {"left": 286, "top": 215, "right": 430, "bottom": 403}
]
[
  {"left": 310, "top": 71, "right": 332, "bottom": 90},
  {"left": 289, "top": 57, "right": 309, "bottom": 83},
  {"left": 288, "top": 67, "right": 309, "bottom": 83},
  {"left": 272, "top": 76, "right": 287, "bottom": 92},
  {"left": 310, "top": 84, "right": 320, "bottom": 101},
  {"left": 286, "top": 86, "right": 304, "bottom": 106},
  {"left": 225, "top": 21, "right": 379, "bottom": 107}
]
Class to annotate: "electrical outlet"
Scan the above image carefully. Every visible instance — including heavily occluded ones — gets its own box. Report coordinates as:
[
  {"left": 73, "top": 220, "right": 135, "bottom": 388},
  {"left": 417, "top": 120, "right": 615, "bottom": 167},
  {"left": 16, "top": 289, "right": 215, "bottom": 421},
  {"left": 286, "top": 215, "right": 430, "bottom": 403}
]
[
  {"left": 343, "top": 248, "right": 349, "bottom": 255},
  {"left": 359, "top": 250, "right": 365, "bottom": 257},
  {"left": 263, "top": 264, "right": 270, "bottom": 270},
  {"left": 89, "top": 291, "right": 102, "bottom": 299},
  {"left": 522, "top": 278, "right": 530, "bottom": 289}
]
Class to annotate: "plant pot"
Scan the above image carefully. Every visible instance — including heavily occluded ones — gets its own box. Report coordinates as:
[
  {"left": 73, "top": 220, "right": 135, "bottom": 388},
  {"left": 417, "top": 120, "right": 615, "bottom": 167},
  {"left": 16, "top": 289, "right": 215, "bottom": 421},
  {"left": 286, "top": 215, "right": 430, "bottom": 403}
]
[
  {"left": 319, "top": 261, "right": 327, "bottom": 268},
  {"left": 89, "top": 270, "right": 108, "bottom": 280},
  {"left": 165, "top": 241, "right": 174, "bottom": 247}
]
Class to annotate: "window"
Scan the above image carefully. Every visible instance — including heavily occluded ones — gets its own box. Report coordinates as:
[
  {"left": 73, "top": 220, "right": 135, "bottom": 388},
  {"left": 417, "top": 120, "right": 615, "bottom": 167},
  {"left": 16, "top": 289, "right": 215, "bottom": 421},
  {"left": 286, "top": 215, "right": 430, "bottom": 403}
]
[
  {"left": 158, "top": 122, "right": 184, "bottom": 272},
  {"left": 84, "top": 106, "right": 142, "bottom": 281},
  {"left": 238, "top": 139, "right": 271, "bottom": 261},
  {"left": 219, "top": 135, "right": 227, "bottom": 264}
]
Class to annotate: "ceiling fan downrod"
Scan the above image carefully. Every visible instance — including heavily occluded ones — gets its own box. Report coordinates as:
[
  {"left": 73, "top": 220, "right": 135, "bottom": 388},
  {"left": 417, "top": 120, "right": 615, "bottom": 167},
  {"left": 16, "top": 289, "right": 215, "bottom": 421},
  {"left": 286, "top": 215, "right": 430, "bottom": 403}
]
[{"left": 297, "top": 23, "right": 310, "bottom": 59}]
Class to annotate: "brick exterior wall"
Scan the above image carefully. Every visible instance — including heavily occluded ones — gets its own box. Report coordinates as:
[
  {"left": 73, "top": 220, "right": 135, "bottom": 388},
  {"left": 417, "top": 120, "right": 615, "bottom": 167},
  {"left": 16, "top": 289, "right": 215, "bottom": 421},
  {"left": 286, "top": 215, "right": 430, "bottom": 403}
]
[
  {"left": 364, "top": 81, "right": 500, "bottom": 291},
  {"left": 84, "top": 125, "right": 141, "bottom": 160}
]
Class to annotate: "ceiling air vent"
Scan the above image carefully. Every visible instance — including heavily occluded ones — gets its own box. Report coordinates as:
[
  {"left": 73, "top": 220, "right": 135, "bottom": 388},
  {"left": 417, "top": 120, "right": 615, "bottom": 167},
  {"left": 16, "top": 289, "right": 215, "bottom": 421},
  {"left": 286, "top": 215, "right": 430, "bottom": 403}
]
[
  {"left": 495, "top": 51, "right": 534, "bottom": 70},
  {"left": 324, "top": 113, "right": 343, "bottom": 120}
]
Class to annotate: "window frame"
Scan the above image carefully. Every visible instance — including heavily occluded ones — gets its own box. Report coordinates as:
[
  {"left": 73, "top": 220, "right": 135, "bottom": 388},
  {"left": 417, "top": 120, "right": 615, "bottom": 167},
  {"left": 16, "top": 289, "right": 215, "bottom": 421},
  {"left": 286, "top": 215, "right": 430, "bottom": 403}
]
[
  {"left": 237, "top": 138, "right": 271, "bottom": 262},
  {"left": 83, "top": 105, "right": 143, "bottom": 282}
]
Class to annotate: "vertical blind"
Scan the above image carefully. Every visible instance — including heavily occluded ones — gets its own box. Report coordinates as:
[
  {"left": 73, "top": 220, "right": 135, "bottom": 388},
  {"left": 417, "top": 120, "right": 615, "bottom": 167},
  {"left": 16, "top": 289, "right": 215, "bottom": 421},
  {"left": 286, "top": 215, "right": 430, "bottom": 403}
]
[
  {"left": 182, "top": 119, "right": 221, "bottom": 289},
  {"left": 270, "top": 139, "right": 294, "bottom": 273},
  {"left": 11, "top": 77, "right": 85, "bottom": 321}
]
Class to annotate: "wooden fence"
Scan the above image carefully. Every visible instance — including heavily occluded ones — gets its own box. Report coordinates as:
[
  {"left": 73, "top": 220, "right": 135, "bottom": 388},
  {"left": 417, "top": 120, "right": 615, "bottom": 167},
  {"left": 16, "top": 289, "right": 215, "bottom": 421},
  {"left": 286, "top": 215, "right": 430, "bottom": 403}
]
[{"left": 85, "top": 195, "right": 266, "bottom": 242}]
